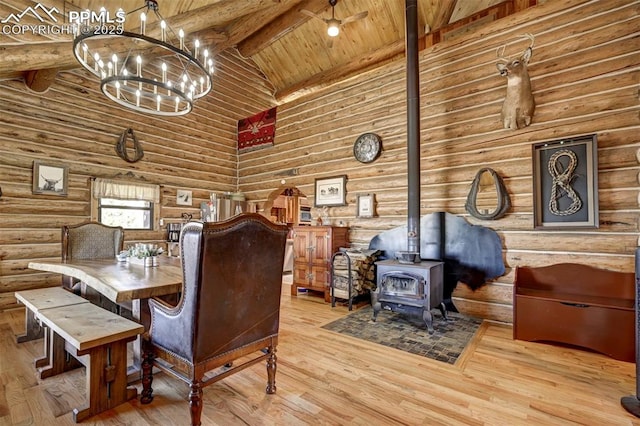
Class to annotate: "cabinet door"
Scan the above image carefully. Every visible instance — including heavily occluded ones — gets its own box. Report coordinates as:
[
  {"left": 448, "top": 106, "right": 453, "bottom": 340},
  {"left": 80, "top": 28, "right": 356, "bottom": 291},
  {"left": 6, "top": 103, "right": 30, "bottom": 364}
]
[
  {"left": 310, "top": 230, "right": 330, "bottom": 267},
  {"left": 293, "top": 261, "right": 310, "bottom": 287},
  {"left": 292, "top": 229, "right": 311, "bottom": 264},
  {"left": 310, "top": 265, "right": 328, "bottom": 290}
]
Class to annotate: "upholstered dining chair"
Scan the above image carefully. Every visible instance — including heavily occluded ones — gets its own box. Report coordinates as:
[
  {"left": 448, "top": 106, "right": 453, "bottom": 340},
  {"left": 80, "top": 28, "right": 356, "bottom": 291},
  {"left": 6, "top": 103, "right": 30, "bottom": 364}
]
[
  {"left": 140, "top": 213, "right": 288, "bottom": 426},
  {"left": 61, "top": 221, "right": 124, "bottom": 307}
]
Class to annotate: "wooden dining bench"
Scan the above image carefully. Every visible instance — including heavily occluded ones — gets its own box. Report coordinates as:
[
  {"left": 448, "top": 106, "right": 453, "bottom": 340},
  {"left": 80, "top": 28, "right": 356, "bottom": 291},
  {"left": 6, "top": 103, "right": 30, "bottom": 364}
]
[
  {"left": 15, "top": 287, "right": 89, "bottom": 343},
  {"left": 15, "top": 287, "right": 90, "bottom": 371},
  {"left": 34, "top": 302, "right": 144, "bottom": 423}
]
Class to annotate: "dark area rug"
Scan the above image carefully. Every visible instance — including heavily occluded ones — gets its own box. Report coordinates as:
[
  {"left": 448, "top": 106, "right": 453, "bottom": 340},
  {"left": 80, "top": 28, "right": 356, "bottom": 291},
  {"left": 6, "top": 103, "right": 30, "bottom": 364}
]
[{"left": 321, "top": 306, "right": 482, "bottom": 364}]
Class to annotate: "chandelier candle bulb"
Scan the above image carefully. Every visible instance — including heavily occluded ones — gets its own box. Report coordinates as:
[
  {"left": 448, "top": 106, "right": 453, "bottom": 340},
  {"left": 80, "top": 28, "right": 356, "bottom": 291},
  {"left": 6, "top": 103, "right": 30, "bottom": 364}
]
[
  {"left": 161, "top": 62, "right": 167, "bottom": 83},
  {"left": 136, "top": 90, "right": 140, "bottom": 107},
  {"left": 140, "top": 12, "right": 146, "bottom": 35},
  {"left": 160, "top": 20, "right": 166, "bottom": 42},
  {"left": 194, "top": 39, "right": 200, "bottom": 60},
  {"left": 115, "top": 82, "right": 120, "bottom": 99},
  {"left": 175, "top": 96, "right": 179, "bottom": 112},
  {"left": 111, "top": 54, "right": 117, "bottom": 74},
  {"left": 179, "top": 29, "right": 184, "bottom": 50},
  {"left": 156, "top": 95, "right": 161, "bottom": 111}
]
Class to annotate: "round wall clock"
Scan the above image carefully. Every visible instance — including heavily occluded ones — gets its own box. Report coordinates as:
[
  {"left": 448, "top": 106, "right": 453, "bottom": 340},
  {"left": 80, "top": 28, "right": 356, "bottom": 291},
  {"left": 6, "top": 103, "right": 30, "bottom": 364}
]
[{"left": 353, "top": 133, "right": 382, "bottom": 163}]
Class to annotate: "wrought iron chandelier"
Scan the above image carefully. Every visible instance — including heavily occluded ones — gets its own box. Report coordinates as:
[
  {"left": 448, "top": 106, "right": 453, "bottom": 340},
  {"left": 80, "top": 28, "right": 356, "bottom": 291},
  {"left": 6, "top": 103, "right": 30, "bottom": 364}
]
[{"left": 72, "top": 0, "right": 213, "bottom": 116}]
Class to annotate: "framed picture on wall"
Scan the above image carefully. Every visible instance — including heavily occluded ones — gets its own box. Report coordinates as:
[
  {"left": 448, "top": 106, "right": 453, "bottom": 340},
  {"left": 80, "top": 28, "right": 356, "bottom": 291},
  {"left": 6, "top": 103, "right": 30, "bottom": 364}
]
[
  {"left": 176, "top": 189, "right": 192, "bottom": 206},
  {"left": 32, "top": 161, "right": 68, "bottom": 196},
  {"left": 532, "top": 134, "right": 598, "bottom": 229},
  {"left": 314, "top": 175, "right": 347, "bottom": 207},
  {"left": 356, "top": 193, "right": 376, "bottom": 218}
]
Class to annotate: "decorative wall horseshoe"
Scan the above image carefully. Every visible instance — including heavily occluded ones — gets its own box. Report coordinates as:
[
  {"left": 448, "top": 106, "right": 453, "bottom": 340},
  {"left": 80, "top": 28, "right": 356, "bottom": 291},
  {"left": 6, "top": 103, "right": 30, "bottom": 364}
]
[
  {"left": 465, "top": 168, "right": 511, "bottom": 220},
  {"left": 115, "top": 128, "right": 144, "bottom": 163}
]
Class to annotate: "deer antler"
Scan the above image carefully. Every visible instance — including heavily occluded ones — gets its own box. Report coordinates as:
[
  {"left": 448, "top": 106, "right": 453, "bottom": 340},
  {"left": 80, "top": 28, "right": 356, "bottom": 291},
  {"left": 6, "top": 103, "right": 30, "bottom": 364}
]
[{"left": 496, "top": 33, "right": 535, "bottom": 61}]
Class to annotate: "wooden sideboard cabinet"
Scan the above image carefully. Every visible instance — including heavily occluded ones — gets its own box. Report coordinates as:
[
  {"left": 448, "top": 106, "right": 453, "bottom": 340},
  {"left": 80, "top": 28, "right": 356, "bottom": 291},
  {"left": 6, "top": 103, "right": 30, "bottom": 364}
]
[{"left": 291, "top": 225, "right": 349, "bottom": 302}]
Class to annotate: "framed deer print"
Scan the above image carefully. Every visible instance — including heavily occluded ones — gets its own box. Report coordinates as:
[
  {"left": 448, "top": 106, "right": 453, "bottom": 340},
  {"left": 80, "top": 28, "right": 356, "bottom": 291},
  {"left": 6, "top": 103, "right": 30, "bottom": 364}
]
[
  {"left": 32, "top": 161, "right": 68, "bottom": 196},
  {"left": 532, "top": 134, "right": 598, "bottom": 229}
]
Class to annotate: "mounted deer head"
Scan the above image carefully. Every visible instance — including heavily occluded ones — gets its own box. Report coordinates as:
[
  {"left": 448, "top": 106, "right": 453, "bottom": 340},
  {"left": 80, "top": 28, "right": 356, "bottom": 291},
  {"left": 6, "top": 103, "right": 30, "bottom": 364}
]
[{"left": 496, "top": 34, "right": 535, "bottom": 130}]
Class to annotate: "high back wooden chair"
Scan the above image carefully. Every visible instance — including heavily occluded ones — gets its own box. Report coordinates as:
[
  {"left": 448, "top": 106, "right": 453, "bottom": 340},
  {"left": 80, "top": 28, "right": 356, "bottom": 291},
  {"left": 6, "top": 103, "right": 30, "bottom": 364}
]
[
  {"left": 140, "top": 213, "right": 288, "bottom": 426},
  {"left": 61, "top": 221, "right": 124, "bottom": 297}
]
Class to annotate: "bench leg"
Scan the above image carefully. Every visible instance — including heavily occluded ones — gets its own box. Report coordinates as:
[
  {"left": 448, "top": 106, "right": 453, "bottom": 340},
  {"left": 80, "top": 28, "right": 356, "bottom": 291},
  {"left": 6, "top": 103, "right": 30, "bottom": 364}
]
[
  {"left": 72, "top": 339, "right": 138, "bottom": 423},
  {"left": 38, "top": 329, "right": 82, "bottom": 379},
  {"left": 17, "top": 308, "right": 44, "bottom": 343}
]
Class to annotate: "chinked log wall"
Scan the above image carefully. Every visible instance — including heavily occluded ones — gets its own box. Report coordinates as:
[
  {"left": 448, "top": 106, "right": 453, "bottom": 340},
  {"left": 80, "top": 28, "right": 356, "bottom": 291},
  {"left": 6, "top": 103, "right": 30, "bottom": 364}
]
[
  {"left": 0, "top": 51, "right": 276, "bottom": 311},
  {"left": 238, "top": 0, "right": 640, "bottom": 322}
]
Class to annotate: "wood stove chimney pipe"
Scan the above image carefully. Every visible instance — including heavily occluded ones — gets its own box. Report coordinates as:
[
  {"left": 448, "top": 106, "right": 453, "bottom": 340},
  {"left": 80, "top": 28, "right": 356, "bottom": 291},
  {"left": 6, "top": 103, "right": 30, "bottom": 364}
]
[{"left": 405, "top": 0, "right": 421, "bottom": 255}]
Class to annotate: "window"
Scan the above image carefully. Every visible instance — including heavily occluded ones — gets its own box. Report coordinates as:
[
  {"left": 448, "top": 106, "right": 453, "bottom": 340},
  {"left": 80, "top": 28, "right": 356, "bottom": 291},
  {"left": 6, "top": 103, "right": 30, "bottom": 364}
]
[
  {"left": 92, "top": 177, "right": 160, "bottom": 230},
  {"left": 98, "top": 198, "right": 153, "bottom": 230}
]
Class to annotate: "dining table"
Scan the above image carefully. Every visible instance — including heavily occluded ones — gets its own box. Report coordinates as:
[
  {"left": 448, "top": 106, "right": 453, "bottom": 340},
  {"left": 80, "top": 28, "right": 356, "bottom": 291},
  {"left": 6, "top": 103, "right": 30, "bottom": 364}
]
[{"left": 28, "top": 255, "right": 183, "bottom": 381}]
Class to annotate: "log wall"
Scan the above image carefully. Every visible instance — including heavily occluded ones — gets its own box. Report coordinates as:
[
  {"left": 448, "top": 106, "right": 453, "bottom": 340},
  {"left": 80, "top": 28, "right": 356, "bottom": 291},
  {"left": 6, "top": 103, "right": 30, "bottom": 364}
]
[
  {"left": 0, "top": 0, "right": 637, "bottom": 322},
  {"left": 0, "top": 50, "right": 275, "bottom": 311},
  {"left": 238, "top": 0, "right": 640, "bottom": 322}
]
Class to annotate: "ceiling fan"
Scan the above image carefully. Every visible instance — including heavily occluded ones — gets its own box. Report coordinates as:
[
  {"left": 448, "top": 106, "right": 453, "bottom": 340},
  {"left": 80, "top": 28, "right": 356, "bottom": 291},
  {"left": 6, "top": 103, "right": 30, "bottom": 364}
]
[{"left": 301, "top": 0, "right": 368, "bottom": 38}]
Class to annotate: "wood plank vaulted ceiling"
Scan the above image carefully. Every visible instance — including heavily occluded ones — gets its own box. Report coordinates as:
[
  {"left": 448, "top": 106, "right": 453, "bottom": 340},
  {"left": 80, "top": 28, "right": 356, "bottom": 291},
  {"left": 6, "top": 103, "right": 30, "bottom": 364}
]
[{"left": 0, "top": 0, "right": 528, "bottom": 104}]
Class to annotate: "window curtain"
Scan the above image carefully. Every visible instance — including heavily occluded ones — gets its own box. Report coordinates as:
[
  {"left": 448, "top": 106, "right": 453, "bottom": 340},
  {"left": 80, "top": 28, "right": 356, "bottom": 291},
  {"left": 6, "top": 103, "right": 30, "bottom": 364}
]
[{"left": 92, "top": 178, "right": 160, "bottom": 203}]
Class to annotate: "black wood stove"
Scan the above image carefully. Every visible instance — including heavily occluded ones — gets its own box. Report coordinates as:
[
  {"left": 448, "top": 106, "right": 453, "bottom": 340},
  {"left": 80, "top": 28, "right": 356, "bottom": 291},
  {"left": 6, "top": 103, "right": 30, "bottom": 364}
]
[{"left": 372, "top": 259, "right": 447, "bottom": 334}]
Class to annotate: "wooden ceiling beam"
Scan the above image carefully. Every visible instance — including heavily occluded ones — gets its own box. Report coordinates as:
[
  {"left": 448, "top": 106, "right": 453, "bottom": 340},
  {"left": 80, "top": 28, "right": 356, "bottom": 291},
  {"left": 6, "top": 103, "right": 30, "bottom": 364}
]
[
  {"left": 0, "top": 42, "right": 74, "bottom": 76},
  {"left": 157, "top": 0, "right": 279, "bottom": 34},
  {"left": 208, "top": 0, "right": 304, "bottom": 56},
  {"left": 237, "top": 0, "right": 329, "bottom": 58},
  {"left": 431, "top": 0, "right": 457, "bottom": 28},
  {"left": 24, "top": 68, "right": 58, "bottom": 93}
]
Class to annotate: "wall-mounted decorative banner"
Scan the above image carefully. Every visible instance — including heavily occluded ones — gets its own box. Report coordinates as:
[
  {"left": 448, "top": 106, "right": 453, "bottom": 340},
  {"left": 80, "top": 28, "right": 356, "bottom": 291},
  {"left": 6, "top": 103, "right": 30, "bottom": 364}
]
[{"left": 237, "top": 107, "right": 276, "bottom": 152}]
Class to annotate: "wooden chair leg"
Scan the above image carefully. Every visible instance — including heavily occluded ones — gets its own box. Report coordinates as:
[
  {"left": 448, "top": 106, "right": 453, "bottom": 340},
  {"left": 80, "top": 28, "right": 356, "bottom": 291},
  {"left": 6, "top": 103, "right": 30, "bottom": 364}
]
[
  {"left": 189, "top": 381, "right": 203, "bottom": 426},
  {"left": 266, "top": 347, "right": 277, "bottom": 394},
  {"left": 140, "top": 350, "right": 154, "bottom": 404}
]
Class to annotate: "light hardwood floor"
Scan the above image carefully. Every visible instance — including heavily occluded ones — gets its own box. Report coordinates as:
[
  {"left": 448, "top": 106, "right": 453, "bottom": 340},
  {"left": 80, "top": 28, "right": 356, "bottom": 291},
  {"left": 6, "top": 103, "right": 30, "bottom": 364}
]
[{"left": 1, "top": 279, "right": 638, "bottom": 425}]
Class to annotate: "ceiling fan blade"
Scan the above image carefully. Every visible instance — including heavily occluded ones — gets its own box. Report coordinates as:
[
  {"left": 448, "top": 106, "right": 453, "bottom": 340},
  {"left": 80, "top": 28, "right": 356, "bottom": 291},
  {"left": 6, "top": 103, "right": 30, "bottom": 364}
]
[
  {"left": 300, "top": 9, "right": 326, "bottom": 22},
  {"left": 340, "top": 10, "right": 368, "bottom": 26}
]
